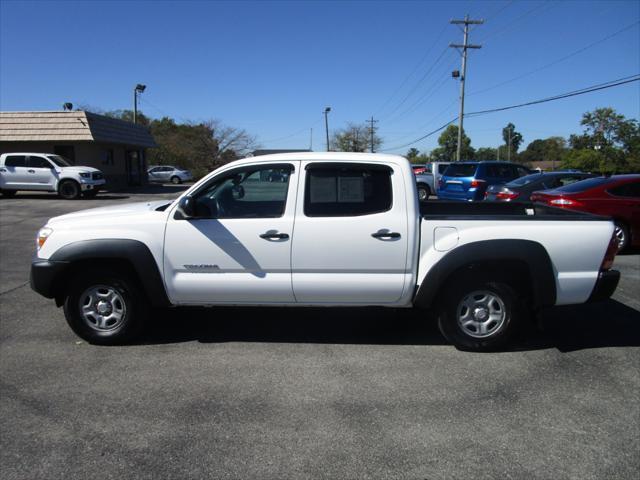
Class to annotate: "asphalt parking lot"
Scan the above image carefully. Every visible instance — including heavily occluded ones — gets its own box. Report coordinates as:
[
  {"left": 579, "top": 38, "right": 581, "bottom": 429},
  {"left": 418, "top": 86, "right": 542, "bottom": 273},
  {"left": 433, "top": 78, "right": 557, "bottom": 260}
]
[{"left": 1, "top": 188, "right": 639, "bottom": 480}]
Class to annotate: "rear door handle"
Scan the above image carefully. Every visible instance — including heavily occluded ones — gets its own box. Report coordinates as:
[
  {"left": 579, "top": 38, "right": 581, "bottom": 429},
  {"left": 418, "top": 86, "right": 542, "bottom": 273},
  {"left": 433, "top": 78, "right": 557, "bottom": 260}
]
[
  {"left": 260, "top": 232, "right": 289, "bottom": 240},
  {"left": 28, "top": 169, "right": 35, "bottom": 173},
  {"left": 0, "top": 168, "right": 6, "bottom": 172},
  {"left": 372, "top": 231, "right": 401, "bottom": 239}
]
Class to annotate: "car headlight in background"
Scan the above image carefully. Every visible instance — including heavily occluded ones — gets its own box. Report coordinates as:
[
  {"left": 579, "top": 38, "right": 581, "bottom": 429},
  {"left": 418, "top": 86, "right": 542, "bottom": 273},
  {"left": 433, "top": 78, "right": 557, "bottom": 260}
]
[
  {"left": 79, "top": 172, "right": 91, "bottom": 179},
  {"left": 37, "top": 227, "right": 53, "bottom": 250}
]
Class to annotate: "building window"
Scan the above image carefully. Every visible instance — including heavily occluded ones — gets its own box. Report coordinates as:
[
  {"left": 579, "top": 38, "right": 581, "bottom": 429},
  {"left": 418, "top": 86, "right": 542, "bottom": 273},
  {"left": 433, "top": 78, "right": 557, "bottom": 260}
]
[{"left": 101, "top": 149, "right": 114, "bottom": 166}]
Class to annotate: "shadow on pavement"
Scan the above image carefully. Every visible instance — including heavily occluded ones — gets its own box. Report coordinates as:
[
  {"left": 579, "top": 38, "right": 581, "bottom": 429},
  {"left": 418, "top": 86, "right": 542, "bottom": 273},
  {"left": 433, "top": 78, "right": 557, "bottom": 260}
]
[{"left": 141, "top": 299, "right": 640, "bottom": 352}]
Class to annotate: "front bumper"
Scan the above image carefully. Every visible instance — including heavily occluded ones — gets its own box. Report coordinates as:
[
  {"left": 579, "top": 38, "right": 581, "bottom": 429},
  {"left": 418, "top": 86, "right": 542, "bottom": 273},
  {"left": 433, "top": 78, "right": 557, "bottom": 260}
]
[
  {"left": 587, "top": 269, "right": 620, "bottom": 302},
  {"left": 30, "top": 259, "right": 68, "bottom": 298},
  {"left": 80, "top": 179, "right": 107, "bottom": 191}
]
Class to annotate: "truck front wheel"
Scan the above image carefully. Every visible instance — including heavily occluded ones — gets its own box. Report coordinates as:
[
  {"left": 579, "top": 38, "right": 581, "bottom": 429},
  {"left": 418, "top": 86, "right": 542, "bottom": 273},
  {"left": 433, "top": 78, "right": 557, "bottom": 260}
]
[
  {"left": 58, "top": 180, "right": 80, "bottom": 199},
  {"left": 63, "top": 270, "right": 147, "bottom": 345},
  {"left": 437, "top": 281, "right": 523, "bottom": 351}
]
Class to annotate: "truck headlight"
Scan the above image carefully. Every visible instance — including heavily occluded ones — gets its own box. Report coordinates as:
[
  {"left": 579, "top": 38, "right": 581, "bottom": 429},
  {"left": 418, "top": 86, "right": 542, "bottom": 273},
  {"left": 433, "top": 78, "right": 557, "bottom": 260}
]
[
  {"left": 79, "top": 172, "right": 91, "bottom": 179},
  {"left": 37, "top": 227, "right": 53, "bottom": 250}
]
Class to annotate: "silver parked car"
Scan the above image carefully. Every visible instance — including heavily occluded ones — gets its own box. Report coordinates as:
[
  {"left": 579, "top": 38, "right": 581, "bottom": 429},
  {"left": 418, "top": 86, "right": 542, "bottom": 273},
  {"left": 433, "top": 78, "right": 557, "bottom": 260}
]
[{"left": 147, "top": 166, "right": 193, "bottom": 184}]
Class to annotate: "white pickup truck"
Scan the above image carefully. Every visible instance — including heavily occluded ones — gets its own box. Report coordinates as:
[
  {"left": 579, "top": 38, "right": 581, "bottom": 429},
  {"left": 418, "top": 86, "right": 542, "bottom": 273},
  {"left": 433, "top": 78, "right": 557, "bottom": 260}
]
[
  {"left": 0, "top": 152, "right": 106, "bottom": 199},
  {"left": 30, "top": 153, "right": 620, "bottom": 351}
]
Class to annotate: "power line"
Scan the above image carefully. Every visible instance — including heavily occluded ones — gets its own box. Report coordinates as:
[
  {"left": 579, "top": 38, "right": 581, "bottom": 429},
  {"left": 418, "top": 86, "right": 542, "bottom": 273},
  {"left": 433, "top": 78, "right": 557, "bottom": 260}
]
[
  {"left": 469, "top": 20, "right": 640, "bottom": 96},
  {"left": 466, "top": 74, "right": 640, "bottom": 117},
  {"left": 261, "top": 117, "right": 322, "bottom": 144},
  {"left": 381, "top": 74, "right": 640, "bottom": 152},
  {"left": 375, "top": 23, "right": 449, "bottom": 117},
  {"left": 379, "top": 47, "right": 454, "bottom": 121}
]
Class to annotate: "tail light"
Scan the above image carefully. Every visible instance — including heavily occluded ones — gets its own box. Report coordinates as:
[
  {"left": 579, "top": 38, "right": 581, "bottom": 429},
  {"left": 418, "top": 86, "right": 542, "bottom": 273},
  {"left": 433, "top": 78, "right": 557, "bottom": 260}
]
[
  {"left": 600, "top": 231, "right": 618, "bottom": 270},
  {"left": 470, "top": 179, "right": 486, "bottom": 188},
  {"left": 495, "top": 190, "right": 520, "bottom": 201},
  {"left": 549, "top": 197, "right": 582, "bottom": 207}
]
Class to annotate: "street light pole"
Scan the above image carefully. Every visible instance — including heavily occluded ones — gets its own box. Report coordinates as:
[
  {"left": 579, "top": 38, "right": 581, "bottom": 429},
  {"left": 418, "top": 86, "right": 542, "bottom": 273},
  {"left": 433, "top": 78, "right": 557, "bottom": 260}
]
[
  {"left": 324, "top": 107, "right": 331, "bottom": 151},
  {"left": 133, "top": 84, "right": 146, "bottom": 124}
]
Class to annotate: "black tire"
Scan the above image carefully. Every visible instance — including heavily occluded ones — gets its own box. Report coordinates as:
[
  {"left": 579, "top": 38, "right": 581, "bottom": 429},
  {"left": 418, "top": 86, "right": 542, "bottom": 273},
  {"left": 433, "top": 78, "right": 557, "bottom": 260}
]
[
  {"left": 0, "top": 189, "right": 17, "bottom": 198},
  {"left": 82, "top": 190, "right": 99, "bottom": 198},
  {"left": 170, "top": 176, "right": 181, "bottom": 184},
  {"left": 614, "top": 220, "right": 630, "bottom": 252},
  {"left": 58, "top": 180, "right": 81, "bottom": 199},
  {"left": 437, "top": 280, "right": 524, "bottom": 351},
  {"left": 63, "top": 270, "right": 148, "bottom": 345},
  {"left": 417, "top": 184, "right": 430, "bottom": 202}
]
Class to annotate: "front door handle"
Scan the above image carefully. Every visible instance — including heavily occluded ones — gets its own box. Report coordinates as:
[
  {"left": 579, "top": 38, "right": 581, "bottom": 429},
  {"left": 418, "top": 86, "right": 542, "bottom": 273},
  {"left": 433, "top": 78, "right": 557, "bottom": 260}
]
[
  {"left": 260, "top": 232, "right": 289, "bottom": 240},
  {"left": 0, "top": 168, "right": 6, "bottom": 172},
  {"left": 372, "top": 231, "right": 401, "bottom": 239},
  {"left": 28, "top": 169, "right": 35, "bottom": 173}
]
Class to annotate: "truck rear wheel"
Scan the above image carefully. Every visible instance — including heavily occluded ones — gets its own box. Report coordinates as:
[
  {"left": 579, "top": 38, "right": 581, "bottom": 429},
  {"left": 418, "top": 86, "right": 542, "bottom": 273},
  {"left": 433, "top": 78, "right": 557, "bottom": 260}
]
[
  {"left": 437, "top": 280, "right": 524, "bottom": 351},
  {"left": 58, "top": 180, "right": 80, "bottom": 199},
  {"left": 63, "top": 270, "right": 147, "bottom": 345}
]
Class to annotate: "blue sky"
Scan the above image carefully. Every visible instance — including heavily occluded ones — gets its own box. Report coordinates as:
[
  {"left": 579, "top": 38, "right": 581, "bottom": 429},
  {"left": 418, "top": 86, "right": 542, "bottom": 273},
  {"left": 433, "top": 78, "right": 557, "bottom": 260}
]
[{"left": 1, "top": 0, "right": 639, "bottom": 155}]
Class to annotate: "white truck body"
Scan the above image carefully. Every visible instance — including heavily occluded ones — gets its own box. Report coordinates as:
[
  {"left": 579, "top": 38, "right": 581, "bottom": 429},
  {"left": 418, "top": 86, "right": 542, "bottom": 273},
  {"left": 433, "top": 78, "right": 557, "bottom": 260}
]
[{"left": 31, "top": 153, "right": 619, "bottom": 349}]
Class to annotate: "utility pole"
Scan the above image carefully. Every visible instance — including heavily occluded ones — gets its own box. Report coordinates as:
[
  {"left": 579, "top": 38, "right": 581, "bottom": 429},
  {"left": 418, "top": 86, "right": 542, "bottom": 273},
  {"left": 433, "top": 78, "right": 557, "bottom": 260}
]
[
  {"left": 367, "top": 116, "right": 378, "bottom": 153},
  {"left": 310, "top": 128, "right": 313, "bottom": 151},
  {"left": 508, "top": 128, "right": 512, "bottom": 161},
  {"left": 324, "top": 107, "right": 331, "bottom": 151},
  {"left": 450, "top": 15, "right": 483, "bottom": 161}
]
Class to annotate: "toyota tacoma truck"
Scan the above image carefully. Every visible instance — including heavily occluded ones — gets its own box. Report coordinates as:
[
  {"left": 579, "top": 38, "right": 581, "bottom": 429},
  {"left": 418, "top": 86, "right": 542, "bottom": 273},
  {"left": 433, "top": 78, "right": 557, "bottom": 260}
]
[{"left": 30, "top": 153, "right": 620, "bottom": 350}]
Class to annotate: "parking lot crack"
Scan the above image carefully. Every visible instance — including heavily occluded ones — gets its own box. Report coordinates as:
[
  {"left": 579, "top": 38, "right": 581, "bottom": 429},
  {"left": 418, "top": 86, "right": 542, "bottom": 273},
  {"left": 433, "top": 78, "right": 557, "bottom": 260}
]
[{"left": 0, "top": 281, "right": 29, "bottom": 296}]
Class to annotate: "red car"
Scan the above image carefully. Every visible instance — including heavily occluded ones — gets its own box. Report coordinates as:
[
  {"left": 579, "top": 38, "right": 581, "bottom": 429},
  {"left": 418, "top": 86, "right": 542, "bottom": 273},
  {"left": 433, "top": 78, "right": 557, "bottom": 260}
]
[{"left": 530, "top": 174, "right": 640, "bottom": 251}]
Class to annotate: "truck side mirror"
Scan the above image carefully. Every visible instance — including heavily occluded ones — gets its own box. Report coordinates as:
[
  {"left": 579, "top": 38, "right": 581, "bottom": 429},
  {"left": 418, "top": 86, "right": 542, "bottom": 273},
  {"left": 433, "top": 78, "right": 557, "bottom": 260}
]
[{"left": 176, "top": 196, "right": 196, "bottom": 219}]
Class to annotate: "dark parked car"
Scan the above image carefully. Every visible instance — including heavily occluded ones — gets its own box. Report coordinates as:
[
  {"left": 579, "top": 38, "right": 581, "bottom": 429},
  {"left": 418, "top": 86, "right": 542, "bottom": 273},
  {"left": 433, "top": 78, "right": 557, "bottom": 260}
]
[
  {"left": 484, "top": 171, "right": 596, "bottom": 202},
  {"left": 530, "top": 174, "right": 640, "bottom": 251},
  {"left": 438, "top": 161, "right": 531, "bottom": 201}
]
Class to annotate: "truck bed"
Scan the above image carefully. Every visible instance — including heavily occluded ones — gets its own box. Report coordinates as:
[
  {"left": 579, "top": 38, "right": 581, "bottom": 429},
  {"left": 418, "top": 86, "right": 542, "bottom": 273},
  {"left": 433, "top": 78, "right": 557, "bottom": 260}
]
[{"left": 420, "top": 201, "right": 603, "bottom": 220}]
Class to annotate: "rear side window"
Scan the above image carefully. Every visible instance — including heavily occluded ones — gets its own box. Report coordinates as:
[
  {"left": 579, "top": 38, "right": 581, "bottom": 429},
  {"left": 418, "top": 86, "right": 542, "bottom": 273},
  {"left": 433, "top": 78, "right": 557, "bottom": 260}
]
[
  {"left": 506, "top": 173, "right": 543, "bottom": 187},
  {"left": 305, "top": 164, "right": 392, "bottom": 217},
  {"left": 438, "top": 164, "right": 450, "bottom": 174},
  {"left": 486, "top": 164, "right": 516, "bottom": 179},
  {"left": 607, "top": 181, "right": 640, "bottom": 198},
  {"left": 444, "top": 164, "right": 477, "bottom": 177},
  {"left": 28, "top": 156, "right": 52, "bottom": 168},
  {"left": 4, "top": 155, "right": 27, "bottom": 167}
]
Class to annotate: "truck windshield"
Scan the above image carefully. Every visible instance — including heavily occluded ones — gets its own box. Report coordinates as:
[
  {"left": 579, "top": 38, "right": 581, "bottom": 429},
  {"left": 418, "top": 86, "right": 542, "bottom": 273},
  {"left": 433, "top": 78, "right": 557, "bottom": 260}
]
[
  {"left": 46, "top": 155, "right": 72, "bottom": 167},
  {"left": 444, "top": 164, "right": 477, "bottom": 177}
]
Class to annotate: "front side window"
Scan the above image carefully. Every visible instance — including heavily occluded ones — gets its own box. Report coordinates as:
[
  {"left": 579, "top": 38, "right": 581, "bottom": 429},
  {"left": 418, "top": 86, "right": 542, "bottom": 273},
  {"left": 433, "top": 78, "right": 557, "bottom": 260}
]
[
  {"left": 4, "top": 155, "right": 27, "bottom": 167},
  {"left": 193, "top": 164, "right": 293, "bottom": 218},
  {"left": 28, "top": 156, "right": 52, "bottom": 168},
  {"left": 304, "top": 164, "right": 392, "bottom": 217}
]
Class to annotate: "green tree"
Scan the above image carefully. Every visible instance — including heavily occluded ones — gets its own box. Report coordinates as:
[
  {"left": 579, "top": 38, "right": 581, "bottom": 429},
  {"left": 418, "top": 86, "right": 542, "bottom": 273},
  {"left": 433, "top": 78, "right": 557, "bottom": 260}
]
[
  {"left": 566, "top": 108, "right": 639, "bottom": 173},
  {"left": 475, "top": 147, "right": 497, "bottom": 161},
  {"left": 331, "top": 122, "right": 382, "bottom": 152},
  {"left": 519, "top": 137, "right": 566, "bottom": 166},
  {"left": 430, "top": 125, "right": 474, "bottom": 161},
  {"left": 502, "top": 123, "right": 523, "bottom": 159},
  {"left": 406, "top": 148, "right": 420, "bottom": 162}
]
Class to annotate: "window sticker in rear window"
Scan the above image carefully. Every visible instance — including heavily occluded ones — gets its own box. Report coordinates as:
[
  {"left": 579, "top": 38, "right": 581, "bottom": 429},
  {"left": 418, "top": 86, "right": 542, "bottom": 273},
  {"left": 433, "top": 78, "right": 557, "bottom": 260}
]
[{"left": 338, "top": 176, "right": 364, "bottom": 203}]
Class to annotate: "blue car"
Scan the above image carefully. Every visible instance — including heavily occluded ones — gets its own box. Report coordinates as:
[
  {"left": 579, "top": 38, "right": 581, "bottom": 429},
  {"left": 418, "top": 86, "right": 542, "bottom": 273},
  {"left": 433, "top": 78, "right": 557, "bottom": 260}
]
[{"left": 438, "top": 161, "right": 532, "bottom": 201}]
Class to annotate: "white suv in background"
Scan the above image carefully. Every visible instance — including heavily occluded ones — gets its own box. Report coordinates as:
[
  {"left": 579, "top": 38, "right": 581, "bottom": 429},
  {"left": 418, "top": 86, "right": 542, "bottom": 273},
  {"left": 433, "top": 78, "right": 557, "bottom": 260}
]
[
  {"left": 147, "top": 165, "right": 193, "bottom": 184},
  {"left": 0, "top": 153, "right": 106, "bottom": 199}
]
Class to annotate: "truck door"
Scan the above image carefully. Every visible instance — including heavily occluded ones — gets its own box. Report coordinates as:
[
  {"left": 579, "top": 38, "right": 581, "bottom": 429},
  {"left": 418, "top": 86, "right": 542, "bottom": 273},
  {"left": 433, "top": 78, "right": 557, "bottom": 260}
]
[
  {"left": 27, "top": 156, "right": 56, "bottom": 190},
  {"left": 163, "top": 162, "right": 298, "bottom": 304},
  {"left": 291, "top": 161, "right": 409, "bottom": 304},
  {"left": 0, "top": 155, "right": 29, "bottom": 188}
]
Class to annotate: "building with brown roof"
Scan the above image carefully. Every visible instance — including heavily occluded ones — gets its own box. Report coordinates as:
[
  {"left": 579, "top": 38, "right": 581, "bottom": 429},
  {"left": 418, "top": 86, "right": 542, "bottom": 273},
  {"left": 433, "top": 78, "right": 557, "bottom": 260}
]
[{"left": 0, "top": 111, "right": 157, "bottom": 188}]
